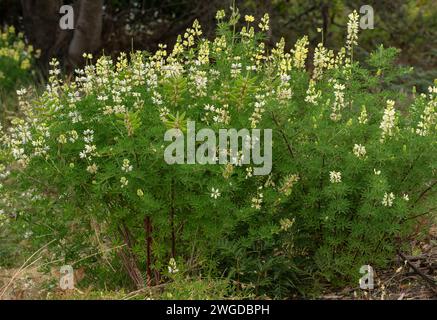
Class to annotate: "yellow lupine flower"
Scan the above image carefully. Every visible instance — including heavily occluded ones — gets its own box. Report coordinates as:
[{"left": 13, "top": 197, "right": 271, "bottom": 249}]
[
  {"left": 21, "top": 59, "right": 30, "bottom": 70},
  {"left": 245, "top": 15, "right": 255, "bottom": 23},
  {"left": 215, "top": 10, "right": 225, "bottom": 20}
]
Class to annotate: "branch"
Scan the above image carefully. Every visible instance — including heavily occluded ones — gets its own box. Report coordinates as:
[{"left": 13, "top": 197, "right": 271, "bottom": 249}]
[
  {"left": 270, "top": 111, "right": 294, "bottom": 158},
  {"left": 414, "top": 180, "right": 437, "bottom": 204},
  {"left": 398, "top": 251, "right": 437, "bottom": 295}
]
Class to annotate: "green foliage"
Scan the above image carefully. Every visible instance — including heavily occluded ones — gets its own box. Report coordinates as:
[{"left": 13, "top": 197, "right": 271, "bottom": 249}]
[
  {"left": 0, "top": 25, "right": 38, "bottom": 133},
  {"left": 0, "top": 26, "right": 37, "bottom": 92},
  {"left": 162, "top": 272, "right": 245, "bottom": 300},
  {"left": 0, "top": 9, "right": 436, "bottom": 298}
]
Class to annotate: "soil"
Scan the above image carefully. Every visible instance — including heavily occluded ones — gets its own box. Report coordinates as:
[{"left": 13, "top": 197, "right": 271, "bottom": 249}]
[{"left": 1, "top": 225, "right": 435, "bottom": 300}]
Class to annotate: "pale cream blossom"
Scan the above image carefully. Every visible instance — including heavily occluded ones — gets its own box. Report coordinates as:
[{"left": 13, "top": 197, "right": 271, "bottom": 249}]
[
  {"left": 329, "top": 171, "right": 342, "bottom": 183},
  {"left": 353, "top": 144, "right": 367, "bottom": 158},
  {"left": 211, "top": 187, "right": 221, "bottom": 199},
  {"left": 380, "top": 100, "right": 397, "bottom": 142},
  {"left": 382, "top": 192, "right": 395, "bottom": 207}
]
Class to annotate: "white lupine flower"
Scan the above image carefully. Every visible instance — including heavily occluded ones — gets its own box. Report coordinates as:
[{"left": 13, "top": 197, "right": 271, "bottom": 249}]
[
  {"left": 168, "top": 258, "right": 179, "bottom": 274},
  {"left": 312, "top": 43, "right": 335, "bottom": 79},
  {"left": 305, "top": 80, "right": 321, "bottom": 105},
  {"left": 48, "top": 67, "right": 61, "bottom": 76},
  {"left": 83, "top": 129, "right": 94, "bottom": 136},
  {"left": 58, "top": 134, "right": 67, "bottom": 144},
  {"left": 194, "top": 73, "right": 207, "bottom": 88},
  {"left": 231, "top": 63, "right": 242, "bottom": 78},
  {"left": 280, "top": 74, "right": 291, "bottom": 83},
  {"left": 103, "top": 106, "right": 114, "bottom": 115},
  {"left": 211, "top": 188, "right": 221, "bottom": 199},
  {"left": 79, "top": 144, "right": 96, "bottom": 160},
  {"left": 380, "top": 100, "right": 397, "bottom": 142},
  {"left": 231, "top": 151, "right": 245, "bottom": 167},
  {"left": 159, "top": 107, "right": 170, "bottom": 121},
  {"left": 86, "top": 163, "right": 98, "bottom": 174},
  {"left": 162, "top": 63, "right": 184, "bottom": 78},
  {"left": 280, "top": 218, "right": 295, "bottom": 231},
  {"left": 68, "top": 111, "right": 82, "bottom": 123},
  {"left": 121, "top": 159, "right": 133, "bottom": 172},
  {"left": 358, "top": 105, "right": 368, "bottom": 124},
  {"left": 251, "top": 187, "right": 263, "bottom": 210},
  {"left": 113, "top": 105, "right": 126, "bottom": 114},
  {"left": 258, "top": 13, "right": 270, "bottom": 31},
  {"left": 68, "top": 130, "right": 78, "bottom": 143},
  {"left": 382, "top": 192, "right": 395, "bottom": 207},
  {"left": 189, "top": 70, "right": 208, "bottom": 96},
  {"left": 215, "top": 9, "right": 225, "bottom": 20},
  {"left": 85, "top": 144, "right": 96, "bottom": 153},
  {"left": 416, "top": 88, "right": 436, "bottom": 136},
  {"left": 16, "top": 88, "right": 27, "bottom": 96},
  {"left": 203, "top": 104, "right": 230, "bottom": 125},
  {"left": 0, "top": 171, "right": 10, "bottom": 179},
  {"left": 251, "top": 193, "right": 263, "bottom": 210},
  {"left": 402, "top": 194, "right": 409, "bottom": 201},
  {"left": 120, "top": 177, "right": 129, "bottom": 188},
  {"left": 249, "top": 95, "right": 266, "bottom": 128},
  {"left": 329, "top": 171, "right": 342, "bottom": 183},
  {"left": 24, "top": 231, "right": 33, "bottom": 239},
  {"left": 331, "top": 81, "right": 346, "bottom": 121},
  {"left": 353, "top": 144, "right": 366, "bottom": 158},
  {"left": 245, "top": 167, "right": 253, "bottom": 179},
  {"left": 346, "top": 11, "right": 359, "bottom": 54}
]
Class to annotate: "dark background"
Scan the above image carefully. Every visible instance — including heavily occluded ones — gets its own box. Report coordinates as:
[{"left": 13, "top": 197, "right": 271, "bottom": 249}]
[{"left": 1, "top": 0, "right": 436, "bottom": 88}]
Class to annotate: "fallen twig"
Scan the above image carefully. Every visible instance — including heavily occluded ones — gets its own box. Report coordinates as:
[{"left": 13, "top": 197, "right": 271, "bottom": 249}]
[
  {"left": 122, "top": 283, "right": 168, "bottom": 300},
  {"left": 398, "top": 251, "right": 437, "bottom": 295}
]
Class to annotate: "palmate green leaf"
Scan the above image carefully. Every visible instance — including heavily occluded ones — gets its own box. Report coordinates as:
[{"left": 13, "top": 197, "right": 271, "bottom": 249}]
[
  {"left": 164, "top": 111, "right": 187, "bottom": 132},
  {"left": 228, "top": 74, "right": 258, "bottom": 107},
  {"left": 162, "top": 75, "right": 188, "bottom": 107}
]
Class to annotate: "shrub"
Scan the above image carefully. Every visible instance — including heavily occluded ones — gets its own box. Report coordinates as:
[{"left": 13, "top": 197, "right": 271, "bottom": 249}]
[
  {"left": 0, "top": 9, "right": 436, "bottom": 297},
  {"left": 0, "top": 25, "right": 38, "bottom": 92}
]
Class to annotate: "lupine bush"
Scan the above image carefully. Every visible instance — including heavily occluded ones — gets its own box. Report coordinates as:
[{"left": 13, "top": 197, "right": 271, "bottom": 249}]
[
  {"left": 0, "top": 25, "right": 38, "bottom": 268},
  {"left": 0, "top": 9, "right": 436, "bottom": 297},
  {"left": 0, "top": 25, "right": 38, "bottom": 92}
]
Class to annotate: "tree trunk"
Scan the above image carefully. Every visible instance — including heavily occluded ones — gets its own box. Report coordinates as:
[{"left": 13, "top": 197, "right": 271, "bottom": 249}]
[
  {"left": 321, "top": 1, "right": 330, "bottom": 46},
  {"left": 21, "top": 0, "right": 61, "bottom": 65},
  {"left": 117, "top": 224, "right": 144, "bottom": 289},
  {"left": 67, "top": 0, "right": 103, "bottom": 67}
]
